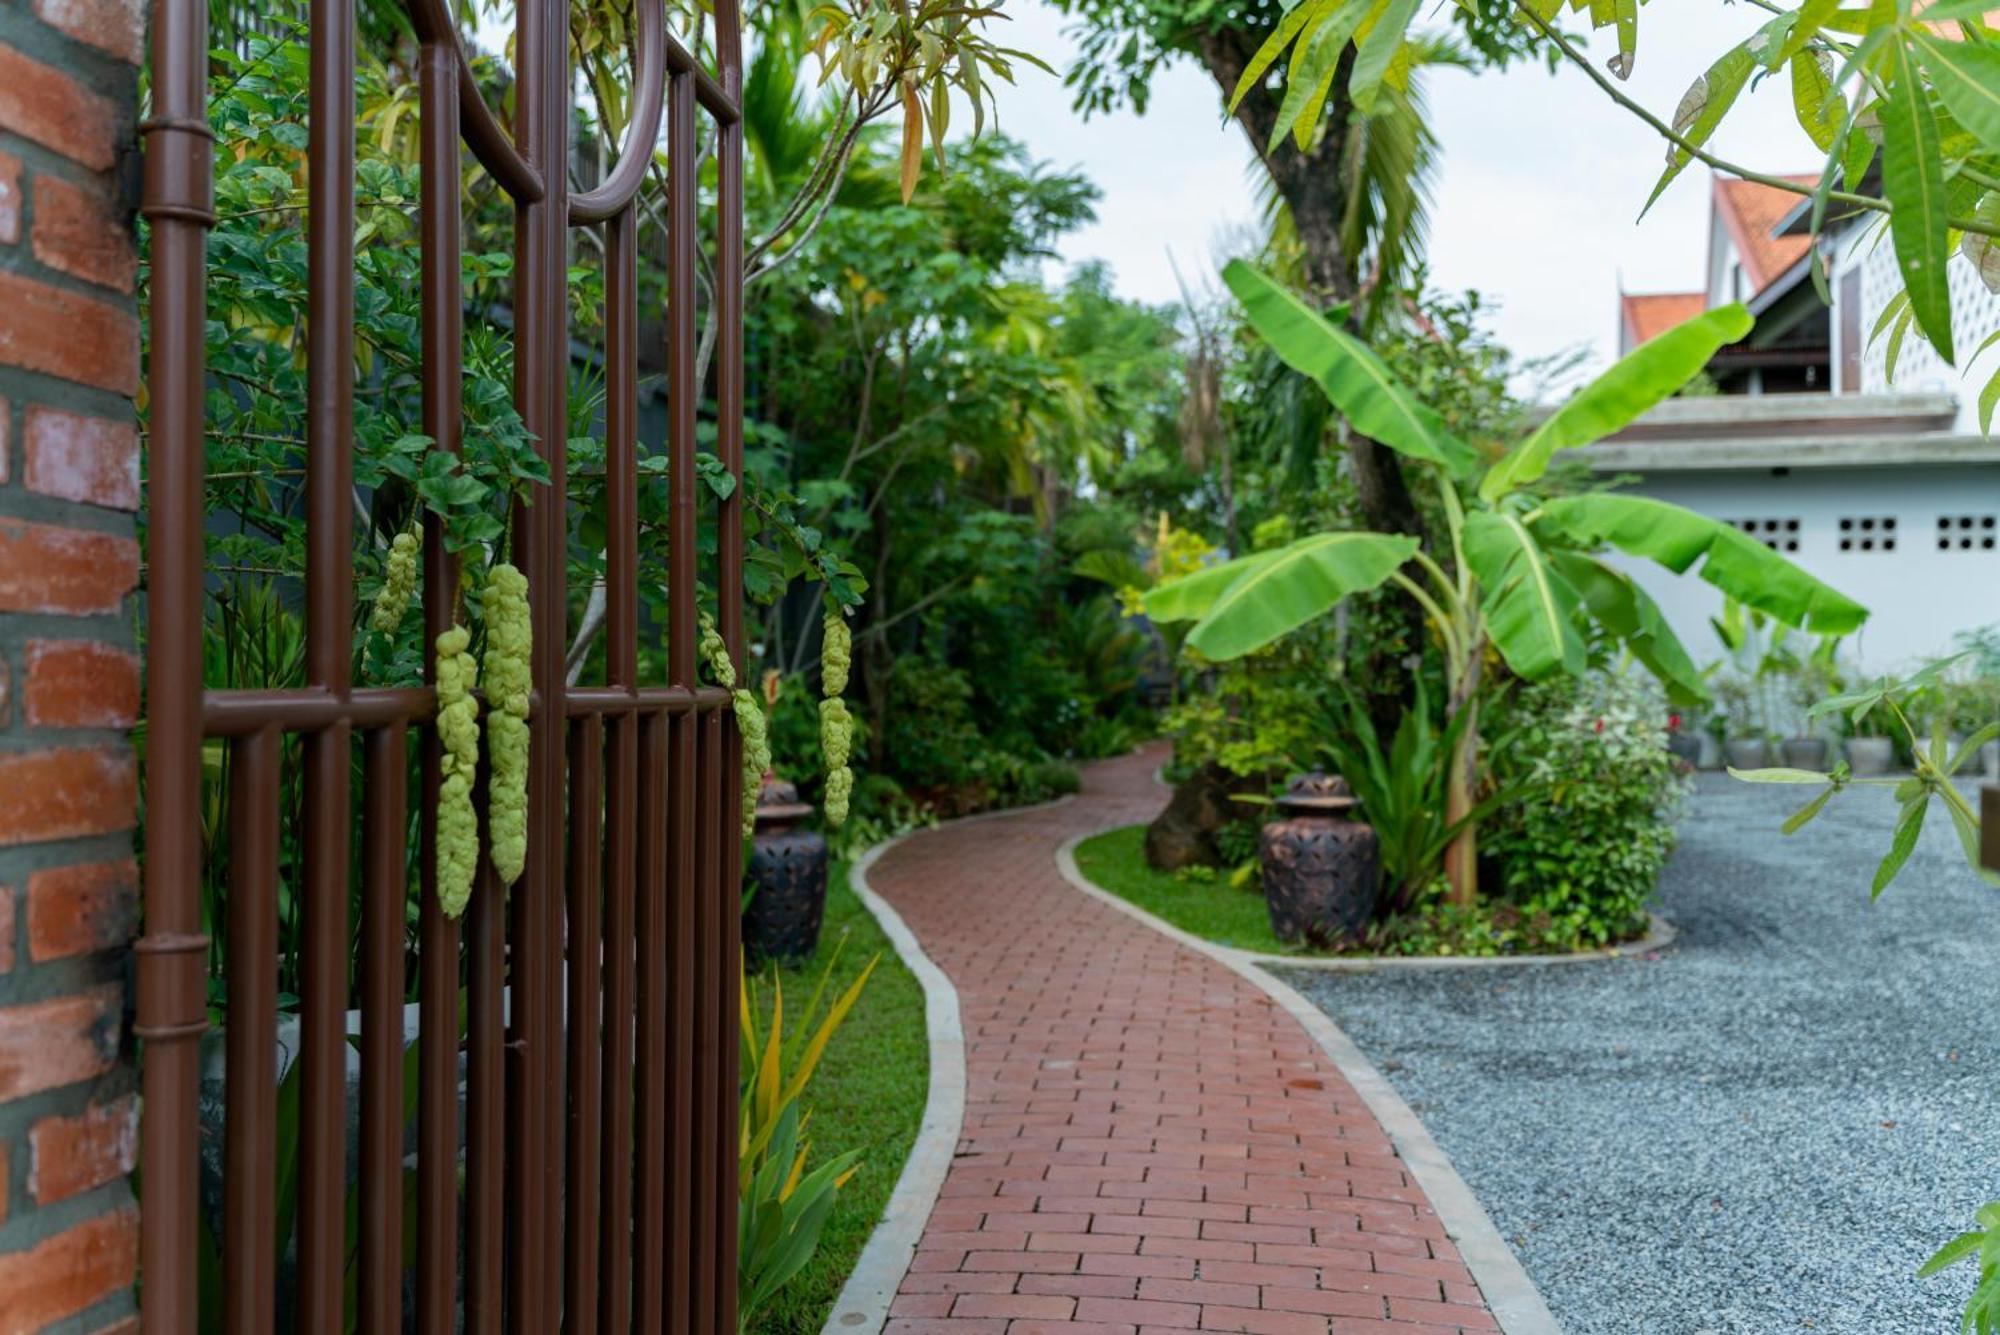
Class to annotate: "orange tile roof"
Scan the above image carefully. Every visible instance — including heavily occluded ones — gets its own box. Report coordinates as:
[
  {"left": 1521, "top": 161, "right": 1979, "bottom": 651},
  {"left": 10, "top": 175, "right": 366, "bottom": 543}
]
[
  {"left": 1713, "top": 175, "right": 1818, "bottom": 296},
  {"left": 1621, "top": 291, "right": 1706, "bottom": 347}
]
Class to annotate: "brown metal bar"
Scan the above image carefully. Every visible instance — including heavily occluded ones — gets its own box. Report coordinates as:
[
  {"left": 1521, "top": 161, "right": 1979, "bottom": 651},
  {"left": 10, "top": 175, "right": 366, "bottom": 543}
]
[
  {"left": 223, "top": 728, "right": 280, "bottom": 1335},
  {"left": 691, "top": 710, "right": 723, "bottom": 1334},
  {"left": 666, "top": 71, "right": 698, "bottom": 694},
  {"left": 665, "top": 713, "right": 698, "bottom": 1335},
  {"left": 135, "top": 0, "right": 213, "bottom": 1321},
  {"left": 568, "top": 10, "right": 664, "bottom": 224},
  {"left": 564, "top": 686, "right": 730, "bottom": 715},
  {"left": 565, "top": 715, "right": 606, "bottom": 1335},
  {"left": 466, "top": 863, "right": 504, "bottom": 1335},
  {"left": 596, "top": 202, "right": 641, "bottom": 1335},
  {"left": 361, "top": 725, "right": 409, "bottom": 1333},
  {"left": 634, "top": 710, "right": 670, "bottom": 1334},
  {"left": 664, "top": 32, "right": 739, "bottom": 124},
  {"left": 511, "top": 0, "right": 568, "bottom": 1321},
  {"left": 300, "top": 0, "right": 357, "bottom": 1315},
  {"left": 600, "top": 707, "right": 639, "bottom": 1334},
  {"left": 715, "top": 9, "right": 747, "bottom": 1318},
  {"left": 203, "top": 686, "right": 433, "bottom": 736},
  {"left": 414, "top": 32, "right": 464, "bottom": 1335}
]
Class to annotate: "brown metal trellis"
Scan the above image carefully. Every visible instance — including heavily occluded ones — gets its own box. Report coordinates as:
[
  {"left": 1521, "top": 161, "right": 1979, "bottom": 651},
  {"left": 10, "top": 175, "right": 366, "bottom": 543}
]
[{"left": 136, "top": 0, "right": 745, "bottom": 1324}]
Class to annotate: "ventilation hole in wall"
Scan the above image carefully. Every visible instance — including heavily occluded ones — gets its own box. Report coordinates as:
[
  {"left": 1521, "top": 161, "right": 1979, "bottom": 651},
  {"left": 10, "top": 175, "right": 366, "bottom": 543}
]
[
  {"left": 1729, "top": 517, "right": 1800, "bottom": 553},
  {"left": 1840, "top": 516, "right": 1898, "bottom": 552},
  {"left": 1935, "top": 515, "right": 1997, "bottom": 551}
]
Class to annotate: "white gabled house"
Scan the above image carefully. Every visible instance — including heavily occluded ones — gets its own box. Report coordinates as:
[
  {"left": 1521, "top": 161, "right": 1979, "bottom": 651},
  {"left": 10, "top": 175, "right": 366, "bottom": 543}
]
[{"left": 1587, "top": 173, "right": 2000, "bottom": 672}]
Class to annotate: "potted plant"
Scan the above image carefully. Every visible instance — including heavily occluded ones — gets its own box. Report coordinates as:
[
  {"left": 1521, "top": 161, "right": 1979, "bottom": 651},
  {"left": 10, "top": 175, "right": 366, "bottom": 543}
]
[
  {"left": 1666, "top": 710, "right": 1702, "bottom": 768},
  {"left": 1713, "top": 675, "right": 1769, "bottom": 770},
  {"left": 1843, "top": 706, "right": 1895, "bottom": 776},
  {"left": 1780, "top": 636, "right": 1843, "bottom": 771}
]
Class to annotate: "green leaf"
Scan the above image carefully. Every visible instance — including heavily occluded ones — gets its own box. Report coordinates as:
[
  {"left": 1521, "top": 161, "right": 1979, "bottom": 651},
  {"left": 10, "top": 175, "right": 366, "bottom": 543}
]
[
  {"left": 1266, "top": 2, "right": 1365, "bottom": 149},
  {"left": 1228, "top": 0, "right": 1335, "bottom": 113},
  {"left": 1462, "top": 511, "right": 1584, "bottom": 680},
  {"left": 1871, "top": 793, "right": 1927, "bottom": 898},
  {"left": 1919, "top": 1229, "right": 1985, "bottom": 1277},
  {"left": 1729, "top": 766, "right": 1839, "bottom": 785},
  {"left": 1551, "top": 552, "right": 1708, "bottom": 703},
  {"left": 1775, "top": 0, "right": 1843, "bottom": 64},
  {"left": 1536, "top": 494, "right": 1869, "bottom": 635},
  {"left": 1782, "top": 785, "right": 1839, "bottom": 833},
  {"left": 1221, "top": 261, "right": 1475, "bottom": 472},
  {"left": 1481, "top": 304, "right": 1753, "bottom": 501},
  {"left": 1350, "top": 0, "right": 1421, "bottom": 113},
  {"left": 1144, "top": 547, "right": 1283, "bottom": 623},
  {"left": 1790, "top": 51, "right": 1845, "bottom": 151},
  {"left": 1182, "top": 531, "right": 1420, "bottom": 661},
  {"left": 1914, "top": 31, "right": 2000, "bottom": 156},
  {"left": 1880, "top": 40, "right": 1956, "bottom": 363},
  {"left": 1646, "top": 41, "right": 1754, "bottom": 211}
]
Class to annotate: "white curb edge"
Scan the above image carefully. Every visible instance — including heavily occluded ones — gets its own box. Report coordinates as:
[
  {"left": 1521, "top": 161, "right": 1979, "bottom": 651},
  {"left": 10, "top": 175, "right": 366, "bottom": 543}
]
[
  {"left": 822, "top": 836, "right": 968, "bottom": 1334},
  {"left": 1255, "top": 912, "right": 1676, "bottom": 971},
  {"left": 1053, "top": 834, "right": 1564, "bottom": 1335}
]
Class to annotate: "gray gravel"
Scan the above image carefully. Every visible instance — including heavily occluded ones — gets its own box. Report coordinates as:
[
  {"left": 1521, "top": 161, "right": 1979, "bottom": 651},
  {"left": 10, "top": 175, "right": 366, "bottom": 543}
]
[{"left": 1277, "top": 773, "right": 2000, "bottom": 1335}]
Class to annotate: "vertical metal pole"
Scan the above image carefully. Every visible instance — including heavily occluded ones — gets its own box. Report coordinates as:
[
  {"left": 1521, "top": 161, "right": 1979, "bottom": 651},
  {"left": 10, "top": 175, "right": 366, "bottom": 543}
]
[
  {"left": 135, "top": 0, "right": 214, "bottom": 1321},
  {"left": 301, "top": 0, "right": 357, "bottom": 1315},
  {"left": 415, "top": 35, "right": 465, "bottom": 1335}
]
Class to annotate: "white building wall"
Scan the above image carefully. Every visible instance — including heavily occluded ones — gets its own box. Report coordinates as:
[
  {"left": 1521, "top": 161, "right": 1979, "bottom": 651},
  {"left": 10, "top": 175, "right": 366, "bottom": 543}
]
[
  {"left": 1604, "top": 465, "right": 2000, "bottom": 674},
  {"left": 1833, "top": 223, "right": 2000, "bottom": 432}
]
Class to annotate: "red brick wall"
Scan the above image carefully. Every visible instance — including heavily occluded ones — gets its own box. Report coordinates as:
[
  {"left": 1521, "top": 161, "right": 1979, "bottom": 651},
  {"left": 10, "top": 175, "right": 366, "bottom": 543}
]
[{"left": 0, "top": 0, "right": 142, "bottom": 1326}]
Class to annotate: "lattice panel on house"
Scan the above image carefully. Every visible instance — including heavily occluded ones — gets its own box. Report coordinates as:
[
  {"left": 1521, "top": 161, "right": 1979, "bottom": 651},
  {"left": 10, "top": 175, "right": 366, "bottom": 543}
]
[
  {"left": 1857, "top": 236, "right": 2000, "bottom": 395},
  {"left": 1837, "top": 515, "right": 1898, "bottom": 552},
  {"left": 1936, "top": 514, "right": 1999, "bottom": 552},
  {"left": 1728, "top": 517, "right": 1801, "bottom": 553}
]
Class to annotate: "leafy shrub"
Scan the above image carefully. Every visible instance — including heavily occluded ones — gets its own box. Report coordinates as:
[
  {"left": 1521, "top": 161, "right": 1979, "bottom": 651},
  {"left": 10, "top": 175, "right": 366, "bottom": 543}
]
[
  {"left": 1483, "top": 673, "right": 1687, "bottom": 950},
  {"left": 880, "top": 657, "right": 985, "bottom": 791}
]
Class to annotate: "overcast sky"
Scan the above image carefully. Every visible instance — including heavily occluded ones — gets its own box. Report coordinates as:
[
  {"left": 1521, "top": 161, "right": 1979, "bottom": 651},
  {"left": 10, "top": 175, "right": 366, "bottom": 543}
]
[{"left": 984, "top": 0, "right": 1827, "bottom": 380}]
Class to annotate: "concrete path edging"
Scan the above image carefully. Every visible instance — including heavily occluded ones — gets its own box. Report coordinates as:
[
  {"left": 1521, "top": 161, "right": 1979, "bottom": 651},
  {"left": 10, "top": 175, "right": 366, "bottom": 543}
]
[
  {"left": 1054, "top": 833, "right": 1565, "bottom": 1335},
  {"left": 822, "top": 795, "right": 1080, "bottom": 1335}
]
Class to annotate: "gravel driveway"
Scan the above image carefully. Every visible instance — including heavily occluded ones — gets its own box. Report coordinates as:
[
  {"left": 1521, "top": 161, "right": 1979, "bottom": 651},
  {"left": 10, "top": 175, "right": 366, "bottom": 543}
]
[{"left": 1277, "top": 773, "right": 2000, "bottom": 1335}]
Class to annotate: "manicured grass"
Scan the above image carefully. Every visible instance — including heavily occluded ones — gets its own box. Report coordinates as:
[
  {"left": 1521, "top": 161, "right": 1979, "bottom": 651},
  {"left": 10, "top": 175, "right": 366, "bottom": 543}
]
[
  {"left": 748, "top": 858, "right": 929, "bottom": 1335},
  {"left": 1073, "top": 824, "right": 1292, "bottom": 954}
]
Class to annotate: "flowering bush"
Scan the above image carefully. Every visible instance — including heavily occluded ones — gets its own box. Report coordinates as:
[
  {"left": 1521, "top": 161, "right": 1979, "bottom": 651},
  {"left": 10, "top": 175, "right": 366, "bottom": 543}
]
[{"left": 1483, "top": 673, "right": 1689, "bottom": 950}]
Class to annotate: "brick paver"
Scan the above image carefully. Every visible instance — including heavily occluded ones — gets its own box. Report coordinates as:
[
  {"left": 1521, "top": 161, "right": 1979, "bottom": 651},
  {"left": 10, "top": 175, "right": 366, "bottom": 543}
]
[{"left": 868, "top": 745, "right": 1498, "bottom": 1335}]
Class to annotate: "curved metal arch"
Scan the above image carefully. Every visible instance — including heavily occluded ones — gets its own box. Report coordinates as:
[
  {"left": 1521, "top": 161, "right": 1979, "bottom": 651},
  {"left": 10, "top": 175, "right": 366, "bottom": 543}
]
[
  {"left": 404, "top": 0, "right": 544, "bottom": 201},
  {"left": 570, "top": 11, "right": 742, "bottom": 223}
]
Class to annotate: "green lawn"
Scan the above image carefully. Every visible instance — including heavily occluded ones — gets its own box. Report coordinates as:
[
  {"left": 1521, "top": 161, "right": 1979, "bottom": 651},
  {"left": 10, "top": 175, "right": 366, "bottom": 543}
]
[
  {"left": 748, "top": 858, "right": 929, "bottom": 1335},
  {"left": 1073, "top": 824, "right": 1291, "bottom": 954}
]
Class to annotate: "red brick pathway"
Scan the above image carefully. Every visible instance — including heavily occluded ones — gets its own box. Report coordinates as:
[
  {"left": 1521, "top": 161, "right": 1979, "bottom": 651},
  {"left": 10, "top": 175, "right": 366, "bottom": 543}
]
[{"left": 866, "top": 745, "right": 1499, "bottom": 1335}]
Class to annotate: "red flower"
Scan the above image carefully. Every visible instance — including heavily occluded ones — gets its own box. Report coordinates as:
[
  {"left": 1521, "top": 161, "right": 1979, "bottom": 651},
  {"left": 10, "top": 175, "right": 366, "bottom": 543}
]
[
  {"left": 1594, "top": 718, "right": 1605, "bottom": 733},
  {"left": 1669, "top": 713, "right": 1682, "bottom": 731}
]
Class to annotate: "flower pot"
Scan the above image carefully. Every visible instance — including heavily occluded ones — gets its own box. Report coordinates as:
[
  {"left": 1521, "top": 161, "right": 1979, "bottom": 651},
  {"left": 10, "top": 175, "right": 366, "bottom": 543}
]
[
  {"left": 1724, "top": 739, "right": 1770, "bottom": 771},
  {"left": 743, "top": 774, "right": 830, "bottom": 966},
  {"left": 1846, "top": 735, "right": 1894, "bottom": 776},
  {"left": 1667, "top": 732, "right": 1702, "bottom": 767},
  {"left": 1982, "top": 738, "right": 2000, "bottom": 781},
  {"left": 1780, "top": 737, "right": 1828, "bottom": 771},
  {"left": 1259, "top": 773, "right": 1378, "bottom": 948}
]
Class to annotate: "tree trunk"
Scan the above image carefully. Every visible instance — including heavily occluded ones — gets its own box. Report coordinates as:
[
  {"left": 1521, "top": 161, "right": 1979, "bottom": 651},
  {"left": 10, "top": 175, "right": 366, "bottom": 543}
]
[
  {"left": 1192, "top": 23, "right": 1428, "bottom": 730},
  {"left": 1442, "top": 645, "right": 1484, "bottom": 906}
]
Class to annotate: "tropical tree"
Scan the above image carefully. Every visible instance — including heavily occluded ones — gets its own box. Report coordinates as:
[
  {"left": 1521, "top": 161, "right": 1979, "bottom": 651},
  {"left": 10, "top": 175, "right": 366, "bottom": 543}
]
[{"left": 1146, "top": 262, "right": 1868, "bottom": 904}]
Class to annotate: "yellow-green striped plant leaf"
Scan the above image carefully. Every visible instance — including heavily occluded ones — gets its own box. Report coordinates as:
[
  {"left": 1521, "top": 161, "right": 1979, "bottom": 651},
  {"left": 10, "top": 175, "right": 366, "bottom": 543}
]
[
  {"left": 1535, "top": 493, "right": 1869, "bottom": 634},
  {"left": 1182, "top": 531, "right": 1420, "bottom": 661},
  {"left": 1481, "top": 304, "right": 1752, "bottom": 502},
  {"left": 1914, "top": 31, "right": 2000, "bottom": 157},
  {"left": 1221, "top": 260, "right": 1476, "bottom": 472},
  {"left": 1462, "top": 511, "right": 1584, "bottom": 681},
  {"left": 1646, "top": 39, "right": 1754, "bottom": 211}
]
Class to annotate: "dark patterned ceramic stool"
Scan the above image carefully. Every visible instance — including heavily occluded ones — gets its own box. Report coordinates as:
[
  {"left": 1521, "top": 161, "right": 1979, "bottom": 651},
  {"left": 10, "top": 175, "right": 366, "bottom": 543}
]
[
  {"left": 1258, "top": 771, "right": 1379, "bottom": 948},
  {"left": 743, "top": 773, "right": 829, "bottom": 966}
]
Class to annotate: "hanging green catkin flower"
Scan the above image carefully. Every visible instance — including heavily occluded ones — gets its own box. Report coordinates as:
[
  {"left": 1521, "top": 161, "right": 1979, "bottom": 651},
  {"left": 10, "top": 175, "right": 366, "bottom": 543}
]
[
  {"left": 824, "top": 764, "right": 852, "bottom": 827},
  {"left": 734, "top": 686, "right": 771, "bottom": 836},
  {"left": 698, "top": 613, "right": 736, "bottom": 689},
  {"left": 819, "top": 697, "right": 853, "bottom": 771},
  {"left": 482, "top": 562, "right": 532, "bottom": 886},
  {"left": 821, "top": 614, "right": 850, "bottom": 696},
  {"left": 370, "top": 527, "right": 421, "bottom": 634},
  {"left": 435, "top": 625, "right": 481, "bottom": 918}
]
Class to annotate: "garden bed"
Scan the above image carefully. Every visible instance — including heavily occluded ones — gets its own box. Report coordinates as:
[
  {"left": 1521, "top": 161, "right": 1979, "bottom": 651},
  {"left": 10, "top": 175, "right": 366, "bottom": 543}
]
[
  {"left": 747, "top": 860, "right": 928, "bottom": 1335},
  {"left": 1074, "top": 824, "right": 1664, "bottom": 961}
]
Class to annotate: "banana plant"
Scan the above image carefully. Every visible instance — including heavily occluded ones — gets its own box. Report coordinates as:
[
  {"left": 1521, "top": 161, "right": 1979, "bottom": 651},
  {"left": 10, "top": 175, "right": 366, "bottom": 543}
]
[{"left": 1146, "top": 261, "right": 1868, "bottom": 906}]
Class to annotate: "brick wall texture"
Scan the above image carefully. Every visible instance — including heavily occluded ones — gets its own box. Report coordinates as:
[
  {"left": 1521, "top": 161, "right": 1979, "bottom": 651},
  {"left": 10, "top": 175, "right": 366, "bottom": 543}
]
[{"left": 0, "top": 0, "right": 142, "bottom": 1326}]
